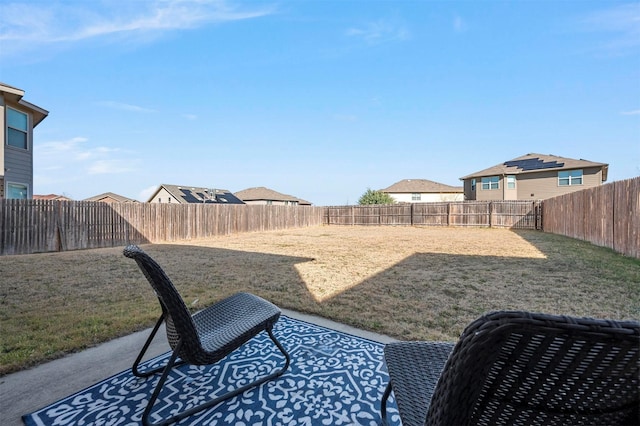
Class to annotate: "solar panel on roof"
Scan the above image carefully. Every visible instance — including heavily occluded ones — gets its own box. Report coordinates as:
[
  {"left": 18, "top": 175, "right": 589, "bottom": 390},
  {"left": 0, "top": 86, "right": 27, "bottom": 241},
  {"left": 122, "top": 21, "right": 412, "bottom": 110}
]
[
  {"left": 504, "top": 158, "right": 564, "bottom": 171},
  {"left": 223, "top": 193, "right": 245, "bottom": 204},
  {"left": 179, "top": 189, "right": 200, "bottom": 203},
  {"left": 175, "top": 189, "right": 246, "bottom": 204}
]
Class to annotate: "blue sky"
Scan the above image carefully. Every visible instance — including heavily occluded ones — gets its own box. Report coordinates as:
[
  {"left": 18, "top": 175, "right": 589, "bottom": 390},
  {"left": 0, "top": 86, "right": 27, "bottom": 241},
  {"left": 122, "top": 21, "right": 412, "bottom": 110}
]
[{"left": 1, "top": 0, "right": 638, "bottom": 205}]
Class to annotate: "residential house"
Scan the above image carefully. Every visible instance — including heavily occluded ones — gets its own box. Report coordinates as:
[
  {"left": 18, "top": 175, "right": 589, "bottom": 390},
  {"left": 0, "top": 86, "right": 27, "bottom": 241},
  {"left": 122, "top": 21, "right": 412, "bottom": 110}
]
[
  {"left": 84, "top": 192, "right": 138, "bottom": 203},
  {"left": 460, "top": 153, "right": 608, "bottom": 200},
  {"left": 380, "top": 179, "right": 464, "bottom": 203},
  {"left": 234, "top": 187, "right": 312, "bottom": 206},
  {"left": 33, "top": 194, "right": 73, "bottom": 201},
  {"left": 147, "top": 184, "right": 245, "bottom": 204},
  {"left": 1, "top": 83, "right": 48, "bottom": 199}
]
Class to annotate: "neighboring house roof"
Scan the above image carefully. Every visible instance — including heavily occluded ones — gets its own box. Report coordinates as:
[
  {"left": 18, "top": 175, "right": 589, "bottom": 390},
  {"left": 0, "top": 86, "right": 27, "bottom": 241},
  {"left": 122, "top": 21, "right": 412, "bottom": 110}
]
[
  {"left": 0, "top": 82, "right": 49, "bottom": 127},
  {"left": 380, "top": 179, "right": 463, "bottom": 193},
  {"left": 149, "top": 184, "right": 245, "bottom": 204},
  {"left": 33, "top": 194, "right": 73, "bottom": 201},
  {"left": 234, "top": 187, "right": 312, "bottom": 205},
  {"left": 296, "top": 198, "right": 312, "bottom": 206},
  {"left": 84, "top": 192, "right": 138, "bottom": 203},
  {"left": 461, "top": 153, "right": 609, "bottom": 181}
]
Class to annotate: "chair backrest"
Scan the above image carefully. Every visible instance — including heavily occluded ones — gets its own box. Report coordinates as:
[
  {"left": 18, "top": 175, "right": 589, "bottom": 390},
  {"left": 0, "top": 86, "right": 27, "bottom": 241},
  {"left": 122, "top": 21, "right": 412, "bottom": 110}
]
[
  {"left": 426, "top": 311, "right": 640, "bottom": 426},
  {"left": 123, "top": 245, "right": 201, "bottom": 356}
]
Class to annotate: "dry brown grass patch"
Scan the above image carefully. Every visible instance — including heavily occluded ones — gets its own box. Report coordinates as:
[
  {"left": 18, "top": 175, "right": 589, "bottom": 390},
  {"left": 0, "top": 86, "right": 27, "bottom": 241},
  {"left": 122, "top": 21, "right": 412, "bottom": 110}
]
[{"left": 1, "top": 226, "right": 638, "bottom": 375}]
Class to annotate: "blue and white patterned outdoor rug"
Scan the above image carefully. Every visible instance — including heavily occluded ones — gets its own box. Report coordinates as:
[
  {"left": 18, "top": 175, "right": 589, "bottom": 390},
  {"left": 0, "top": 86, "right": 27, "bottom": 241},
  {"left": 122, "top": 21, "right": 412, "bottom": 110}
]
[{"left": 23, "top": 316, "right": 400, "bottom": 425}]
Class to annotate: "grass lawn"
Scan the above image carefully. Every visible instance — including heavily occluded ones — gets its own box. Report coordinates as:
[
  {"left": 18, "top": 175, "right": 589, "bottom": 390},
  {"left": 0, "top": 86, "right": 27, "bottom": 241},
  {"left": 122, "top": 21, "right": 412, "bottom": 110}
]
[{"left": 1, "top": 226, "right": 639, "bottom": 376}]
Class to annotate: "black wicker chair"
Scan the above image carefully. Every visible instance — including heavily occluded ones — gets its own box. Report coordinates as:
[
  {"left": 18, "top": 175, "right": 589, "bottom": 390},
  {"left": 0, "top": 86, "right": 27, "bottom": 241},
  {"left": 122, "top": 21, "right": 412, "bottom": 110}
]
[
  {"left": 123, "top": 245, "right": 290, "bottom": 426},
  {"left": 381, "top": 311, "right": 640, "bottom": 426}
]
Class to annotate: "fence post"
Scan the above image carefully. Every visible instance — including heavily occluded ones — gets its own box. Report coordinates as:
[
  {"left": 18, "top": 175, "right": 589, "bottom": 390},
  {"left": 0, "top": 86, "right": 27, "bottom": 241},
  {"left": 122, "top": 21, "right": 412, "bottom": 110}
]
[
  {"left": 411, "top": 203, "right": 414, "bottom": 226},
  {"left": 55, "top": 200, "right": 66, "bottom": 252},
  {"left": 612, "top": 181, "right": 616, "bottom": 254},
  {"left": 489, "top": 202, "right": 493, "bottom": 228}
]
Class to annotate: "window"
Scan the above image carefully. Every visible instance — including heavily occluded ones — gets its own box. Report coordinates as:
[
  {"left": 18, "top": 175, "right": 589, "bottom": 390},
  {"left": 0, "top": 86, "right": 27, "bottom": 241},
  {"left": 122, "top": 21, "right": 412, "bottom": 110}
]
[
  {"left": 7, "top": 108, "right": 28, "bottom": 149},
  {"left": 412, "top": 193, "right": 421, "bottom": 201},
  {"left": 481, "top": 176, "right": 499, "bottom": 190},
  {"left": 471, "top": 179, "right": 476, "bottom": 191},
  {"left": 558, "top": 170, "right": 583, "bottom": 186},
  {"left": 7, "top": 183, "right": 28, "bottom": 199},
  {"left": 507, "top": 175, "right": 516, "bottom": 189}
]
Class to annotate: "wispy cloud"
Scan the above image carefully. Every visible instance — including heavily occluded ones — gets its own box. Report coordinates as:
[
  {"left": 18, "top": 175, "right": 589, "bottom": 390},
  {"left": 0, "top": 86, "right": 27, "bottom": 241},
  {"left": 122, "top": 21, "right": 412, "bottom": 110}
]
[
  {"left": 87, "top": 159, "right": 137, "bottom": 175},
  {"left": 370, "top": 96, "right": 382, "bottom": 107},
  {"left": 97, "top": 101, "right": 157, "bottom": 113},
  {"left": 35, "top": 136, "right": 139, "bottom": 183},
  {"left": 37, "top": 136, "right": 89, "bottom": 154},
  {"left": 182, "top": 113, "right": 198, "bottom": 121},
  {"left": 346, "top": 19, "right": 409, "bottom": 44},
  {"left": 0, "top": 0, "right": 274, "bottom": 58},
  {"left": 453, "top": 15, "right": 467, "bottom": 33},
  {"left": 621, "top": 109, "right": 640, "bottom": 115},
  {"left": 578, "top": 3, "right": 640, "bottom": 55}
]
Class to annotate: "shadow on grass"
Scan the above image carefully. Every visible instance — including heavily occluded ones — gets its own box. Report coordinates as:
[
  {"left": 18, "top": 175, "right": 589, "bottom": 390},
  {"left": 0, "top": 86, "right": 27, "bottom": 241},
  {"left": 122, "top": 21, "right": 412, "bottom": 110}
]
[
  {"left": 2, "top": 229, "right": 639, "bottom": 374},
  {"left": 137, "top": 233, "right": 640, "bottom": 344}
]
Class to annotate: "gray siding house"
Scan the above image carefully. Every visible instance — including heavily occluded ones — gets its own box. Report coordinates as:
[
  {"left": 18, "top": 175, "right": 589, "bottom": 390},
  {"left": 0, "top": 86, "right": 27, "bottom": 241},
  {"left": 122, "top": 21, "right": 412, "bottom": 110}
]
[
  {"left": 1, "top": 83, "right": 48, "bottom": 199},
  {"left": 461, "top": 153, "right": 608, "bottom": 201}
]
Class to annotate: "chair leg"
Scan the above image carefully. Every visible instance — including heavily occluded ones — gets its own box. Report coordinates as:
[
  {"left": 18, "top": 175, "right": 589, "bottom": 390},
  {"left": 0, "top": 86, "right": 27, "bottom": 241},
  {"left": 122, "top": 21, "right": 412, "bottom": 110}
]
[
  {"left": 132, "top": 314, "right": 185, "bottom": 378},
  {"left": 380, "top": 382, "right": 393, "bottom": 425},
  {"left": 142, "top": 327, "right": 291, "bottom": 426},
  {"left": 142, "top": 340, "right": 183, "bottom": 426}
]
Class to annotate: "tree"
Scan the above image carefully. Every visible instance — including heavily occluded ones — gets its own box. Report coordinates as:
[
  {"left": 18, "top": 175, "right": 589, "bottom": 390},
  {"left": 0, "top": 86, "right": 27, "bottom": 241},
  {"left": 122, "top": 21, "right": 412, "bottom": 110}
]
[{"left": 358, "top": 188, "right": 395, "bottom": 205}]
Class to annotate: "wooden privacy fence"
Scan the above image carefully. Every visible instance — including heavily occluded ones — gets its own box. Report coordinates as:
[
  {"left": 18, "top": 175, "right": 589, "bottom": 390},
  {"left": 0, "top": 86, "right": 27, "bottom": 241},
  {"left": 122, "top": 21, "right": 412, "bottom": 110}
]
[
  {"left": 326, "top": 201, "right": 542, "bottom": 229},
  {"left": 0, "top": 201, "right": 325, "bottom": 255},
  {"left": 2, "top": 181, "right": 637, "bottom": 257},
  {"left": 543, "top": 176, "right": 639, "bottom": 259}
]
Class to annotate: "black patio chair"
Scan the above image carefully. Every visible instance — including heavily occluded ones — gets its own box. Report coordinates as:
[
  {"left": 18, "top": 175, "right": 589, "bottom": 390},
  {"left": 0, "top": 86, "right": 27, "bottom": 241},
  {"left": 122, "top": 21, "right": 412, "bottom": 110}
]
[
  {"left": 123, "top": 245, "right": 290, "bottom": 426},
  {"left": 381, "top": 310, "right": 640, "bottom": 426}
]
